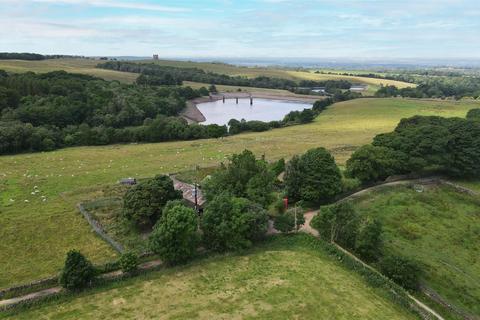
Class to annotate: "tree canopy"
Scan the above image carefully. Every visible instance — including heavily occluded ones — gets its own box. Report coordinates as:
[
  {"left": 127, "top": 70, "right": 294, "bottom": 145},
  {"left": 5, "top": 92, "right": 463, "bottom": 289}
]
[
  {"left": 149, "top": 202, "right": 200, "bottom": 264},
  {"left": 284, "top": 147, "right": 342, "bottom": 204},
  {"left": 347, "top": 115, "right": 480, "bottom": 182},
  {"left": 203, "top": 150, "right": 275, "bottom": 207},
  {"left": 201, "top": 194, "right": 268, "bottom": 252},
  {"left": 123, "top": 175, "right": 182, "bottom": 227}
]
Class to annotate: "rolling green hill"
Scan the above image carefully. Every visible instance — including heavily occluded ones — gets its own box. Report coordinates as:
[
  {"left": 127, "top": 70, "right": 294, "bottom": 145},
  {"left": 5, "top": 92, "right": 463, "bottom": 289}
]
[
  {"left": 0, "top": 236, "right": 418, "bottom": 320},
  {"left": 353, "top": 184, "right": 480, "bottom": 318},
  {"left": 0, "top": 58, "right": 415, "bottom": 94},
  {"left": 0, "top": 97, "right": 475, "bottom": 288}
]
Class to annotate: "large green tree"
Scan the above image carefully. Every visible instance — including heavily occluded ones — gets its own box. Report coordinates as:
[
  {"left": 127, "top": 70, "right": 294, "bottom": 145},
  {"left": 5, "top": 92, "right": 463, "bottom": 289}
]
[
  {"left": 284, "top": 147, "right": 342, "bottom": 204},
  {"left": 346, "top": 145, "right": 407, "bottom": 184},
  {"left": 203, "top": 150, "right": 275, "bottom": 207},
  {"left": 149, "top": 202, "right": 200, "bottom": 264},
  {"left": 201, "top": 193, "right": 268, "bottom": 252},
  {"left": 123, "top": 175, "right": 182, "bottom": 227}
]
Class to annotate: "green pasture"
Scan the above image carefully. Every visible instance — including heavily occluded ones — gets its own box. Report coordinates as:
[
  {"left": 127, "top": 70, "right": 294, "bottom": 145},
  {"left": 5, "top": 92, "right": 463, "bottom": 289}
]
[
  {"left": 0, "top": 236, "right": 418, "bottom": 320},
  {"left": 353, "top": 185, "right": 480, "bottom": 317},
  {"left": 0, "top": 98, "right": 475, "bottom": 288}
]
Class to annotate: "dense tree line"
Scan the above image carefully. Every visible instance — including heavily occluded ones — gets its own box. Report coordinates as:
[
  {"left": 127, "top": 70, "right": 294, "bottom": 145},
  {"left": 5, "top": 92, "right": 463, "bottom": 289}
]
[
  {"left": 98, "top": 61, "right": 298, "bottom": 89},
  {"left": 346, "top": 114, "right": 480, "bottom": 183},
  {"left": 0, "top": 70, "right": 232, "bottom": 154},
  {"left": 0, "top": 52, "right": 46, "bottom": 60},
  {"left": 97, "top": 61, "right": 356, "bottom": 92},
  {"left": 375, "top": 76, "right": 480, "bottom": 99}
]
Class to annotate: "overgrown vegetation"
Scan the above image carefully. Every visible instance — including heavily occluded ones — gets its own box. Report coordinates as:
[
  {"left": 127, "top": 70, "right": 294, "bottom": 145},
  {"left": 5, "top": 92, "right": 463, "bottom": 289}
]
[
  {"left": 353, "top": 185, "right": 480, "bottom": 317},
  {"left": 311, "top": 201, "right": 420, "bottom": 291},
  {"left": 346, "top": 114, "right": 480, "bottom": 183},
  {"left": 123, "top": 175, "right": 182, "bottom": 227}
]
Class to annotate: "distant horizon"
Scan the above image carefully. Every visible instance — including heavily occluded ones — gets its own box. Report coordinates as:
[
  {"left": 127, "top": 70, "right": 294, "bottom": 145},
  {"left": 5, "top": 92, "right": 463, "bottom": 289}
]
[{"left": 1, "top": 0, "right": 479, "bottom": 60}]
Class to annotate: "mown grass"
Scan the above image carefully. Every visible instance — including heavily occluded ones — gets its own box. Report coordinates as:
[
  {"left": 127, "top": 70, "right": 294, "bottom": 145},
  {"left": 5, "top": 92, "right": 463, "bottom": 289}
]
[
  {"left": 0, "top": 235, "right": 418, "bottom": 320},
  {"left": 352, "top": 185, "right": 480, "bottom": 317},
  {"left": 0, "top": 98, "right": 475, "bottom": 288}
]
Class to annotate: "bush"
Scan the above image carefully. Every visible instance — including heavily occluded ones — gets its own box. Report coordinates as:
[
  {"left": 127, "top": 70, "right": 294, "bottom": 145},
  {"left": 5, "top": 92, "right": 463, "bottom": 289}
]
[
  {"left": 355, "top": 218, "right": 383, "bottom": 262},
  {"left": 123, "top": 175, "right": 182, "bottom": 227},
  {"left": 379, "top": 255, "right": 421, "bottom": 291},
  {"left": 273, "top": 198, "right": 286, "bottom": 215},
  {"left": 59, "top": 250, "right": 96, "bottom": 291},
  {"left": 466, "top": 108, "right": 480, "bottom": 120},
  {"left": 201, "top": 193, "right": 268, "bottom": 252},
  {"left": 149, "top": 202, "right": 200, "bottom": 264},
  {"left": 310, "top": 202, "right": 359, "bottom": 250},
  {"left": 274, "top": 208, "right": 306, "bottom": 233},
  {"left": 271, "top": 158, "right": 285, "bottom": 176},
  {"left": 119, "top": 252, "right": 139, "bottom": 273}
]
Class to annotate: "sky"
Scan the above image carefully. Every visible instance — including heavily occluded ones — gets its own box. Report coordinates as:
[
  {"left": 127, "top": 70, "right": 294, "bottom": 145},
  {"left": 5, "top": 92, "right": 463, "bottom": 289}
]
[{"left": 1, "top": 0, "right": 480, "bottom": 59}]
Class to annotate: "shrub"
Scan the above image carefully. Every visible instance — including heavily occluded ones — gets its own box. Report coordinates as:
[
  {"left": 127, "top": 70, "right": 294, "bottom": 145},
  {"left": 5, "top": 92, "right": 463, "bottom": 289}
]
[
  {"left": 274, "top": 208, "right": 306, "bottom": 233},
  {"left": 273, "top": 198, "right": 286, "bottom": 215},
  {"left": 149, "top": 202, "right": 200, "bottom": 264},
  {"left": 123, "top": 175, "right": 182, "bottom": 227},
  {"left": 119, "top": 252, "right": 139, "bottom": 273},
  {"left": 271, "top": 158, "right": 286, "bottom": 176},
  {"left": 355, "top": 218, "right": 383, "bottom": 262},
  {"left": 466, "top": 108, "right": 480, "bottom": 120},
  {"left": 379, "top": 255, "right": 421, "bottom": 291},
  {"left": 310, "top": 202, "right": 359, "bottom": 250},
  {"left": 201, "top": 193, "right": 268, "bottom": 252},
  {"left": 59, "top": 250, "right": 96, "bottom": 290}
]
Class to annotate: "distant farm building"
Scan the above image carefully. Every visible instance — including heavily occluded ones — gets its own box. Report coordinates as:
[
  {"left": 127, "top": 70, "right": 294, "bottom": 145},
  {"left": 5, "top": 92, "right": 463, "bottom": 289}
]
[
  {"left": 349, "top": 85, "right": 368, "bottom": 92},
  {"left": 153, "top": 54, "right": 159, "bottom": 60}
]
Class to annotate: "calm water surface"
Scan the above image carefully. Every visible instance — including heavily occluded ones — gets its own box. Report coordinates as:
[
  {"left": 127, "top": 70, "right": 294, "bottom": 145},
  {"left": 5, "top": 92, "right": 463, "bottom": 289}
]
[{"left": 197, "top": 98, "right": 312, "bottom": 125}]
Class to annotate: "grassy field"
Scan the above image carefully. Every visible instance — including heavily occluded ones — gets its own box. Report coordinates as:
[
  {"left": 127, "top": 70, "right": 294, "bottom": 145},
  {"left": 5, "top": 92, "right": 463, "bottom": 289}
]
[
  {"left": 0, "top": 59, "right": 138, "bottom": 83},
  {"left": 0, "top": 98, "right": 476, "bottom": 288},
  {"left": 0, "top": 58, "right": 414, "bottom": 94},
  {"left": 0, "top": 236, "right": 418, "bottom": 320},
  {"left": 352, "top": 185, "right": 480, "bottom": 317},
  {"left": 149, "top": 59, "right": 413, "bottom": 87}
]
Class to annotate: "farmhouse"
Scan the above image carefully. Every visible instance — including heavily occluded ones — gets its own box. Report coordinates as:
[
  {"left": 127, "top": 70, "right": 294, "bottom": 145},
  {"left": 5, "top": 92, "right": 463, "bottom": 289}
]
[{"left": 171, "top": 176, "right": 206, "bottom": 211}]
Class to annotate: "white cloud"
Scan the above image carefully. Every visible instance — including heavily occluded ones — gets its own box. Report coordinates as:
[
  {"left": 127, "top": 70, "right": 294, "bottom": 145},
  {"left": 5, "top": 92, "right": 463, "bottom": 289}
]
[{"left": 30, "top": 0, "right": 188, "bottom": 12}]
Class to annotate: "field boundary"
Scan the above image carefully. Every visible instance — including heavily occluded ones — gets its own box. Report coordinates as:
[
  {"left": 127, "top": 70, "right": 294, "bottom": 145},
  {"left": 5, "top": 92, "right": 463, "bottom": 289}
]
[{"left": 77, "top": 203, "right": 125, "bottom": 254}]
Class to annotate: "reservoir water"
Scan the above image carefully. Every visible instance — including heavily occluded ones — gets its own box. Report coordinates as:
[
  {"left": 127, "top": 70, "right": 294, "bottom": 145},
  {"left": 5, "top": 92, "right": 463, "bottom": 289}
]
[{"left": 197, "top": 98, "right": 312, "bottom": 125}]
